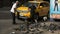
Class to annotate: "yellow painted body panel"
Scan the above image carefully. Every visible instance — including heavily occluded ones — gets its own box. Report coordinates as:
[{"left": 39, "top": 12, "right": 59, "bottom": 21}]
[
  {"left": 16, "top": 6, "right": 30, "bottom": 18},
  {"left": 15, "top": 1, "right": 49, "bottom": 18},
  {"left": 17, "top": 7, "right": 28, "bottom": 11}
]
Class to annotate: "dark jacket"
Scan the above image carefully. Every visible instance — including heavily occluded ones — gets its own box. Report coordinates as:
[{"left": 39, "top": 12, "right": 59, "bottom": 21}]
[{"left": 29, "top": 4, "right": 36, "bottom": 18}]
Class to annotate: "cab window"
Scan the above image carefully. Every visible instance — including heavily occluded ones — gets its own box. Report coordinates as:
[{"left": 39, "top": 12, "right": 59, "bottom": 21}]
[
  {"left": 23, "top": 2, "right": 39, "bottom": 7},
  {"left": 40, "top": 2, "right": 49, "bottom": 7}
]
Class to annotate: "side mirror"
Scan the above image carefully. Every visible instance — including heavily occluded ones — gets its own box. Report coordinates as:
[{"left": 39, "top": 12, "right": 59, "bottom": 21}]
[
  {"left": 40, "top": 6, "right": 43, "bottom": 8},
  {"left": 37, "top": 6, "right": 43, "bottom": 9}
]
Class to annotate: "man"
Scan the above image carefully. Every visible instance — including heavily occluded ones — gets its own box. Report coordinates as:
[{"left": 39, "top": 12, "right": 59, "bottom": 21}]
[
  {"left": 25, "top": 4, "right": 36, "bottom": 34},
  {"left": 54, "top": 0, "right": 58, "bottom": 11},
  {"left": 29, "top": 3, "right": 39, "bottom": 28},
  {"left": 10, "top": 1, "right": 19, "bottom": 24},
  {"left": 29, "top": 3, "right": 37, "bottom": 23}
]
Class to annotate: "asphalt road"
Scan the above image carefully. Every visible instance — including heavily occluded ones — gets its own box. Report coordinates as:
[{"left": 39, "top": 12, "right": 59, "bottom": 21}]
[
  {"left": 0, "top": 7, "right": 23, "bottom": 34},
  {"left": 0, "top": 7, "right": 60, "bottom": 34}
]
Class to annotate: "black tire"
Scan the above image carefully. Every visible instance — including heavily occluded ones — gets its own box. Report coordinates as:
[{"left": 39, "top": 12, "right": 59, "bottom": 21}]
[
  {"left": 43, "top": 16, "right": 48, "bottom": 21},
  {"left": 43, "top": 11, "right": 50, "bottom": 21}
]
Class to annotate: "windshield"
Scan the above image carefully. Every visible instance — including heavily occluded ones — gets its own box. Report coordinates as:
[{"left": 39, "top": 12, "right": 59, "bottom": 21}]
[{"left": 22, "top": 2, "right": 39, "bottom": 7}]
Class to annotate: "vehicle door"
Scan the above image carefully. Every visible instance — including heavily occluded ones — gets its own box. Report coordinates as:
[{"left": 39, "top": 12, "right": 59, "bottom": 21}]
[{"left": 38, "top": 2, "right": 49, "bottom": 16}]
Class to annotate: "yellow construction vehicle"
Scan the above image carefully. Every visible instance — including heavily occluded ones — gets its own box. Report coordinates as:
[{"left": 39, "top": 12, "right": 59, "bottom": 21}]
[{"left": 15, "top": 1, "right": 49, "bottom": 21}]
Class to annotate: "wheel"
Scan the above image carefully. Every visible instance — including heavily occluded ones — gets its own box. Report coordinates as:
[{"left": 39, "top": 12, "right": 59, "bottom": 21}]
[
  {"left": 43, "top": 11, "right": 50, "bottom": 21},
  {"left": 43, "top": 16, "right": 48, "bottom": 21}
]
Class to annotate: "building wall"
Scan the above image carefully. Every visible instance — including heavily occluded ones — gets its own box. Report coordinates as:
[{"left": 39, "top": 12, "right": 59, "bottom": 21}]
[
  {"left": 0, "top": 0, "right": 49, "bottom": 8},
  {"left": 0, "top": 0, "right": 13, "bottom": 7},
  {"left": 0, "top": 0, "right": 3, "bottom": 7}
]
